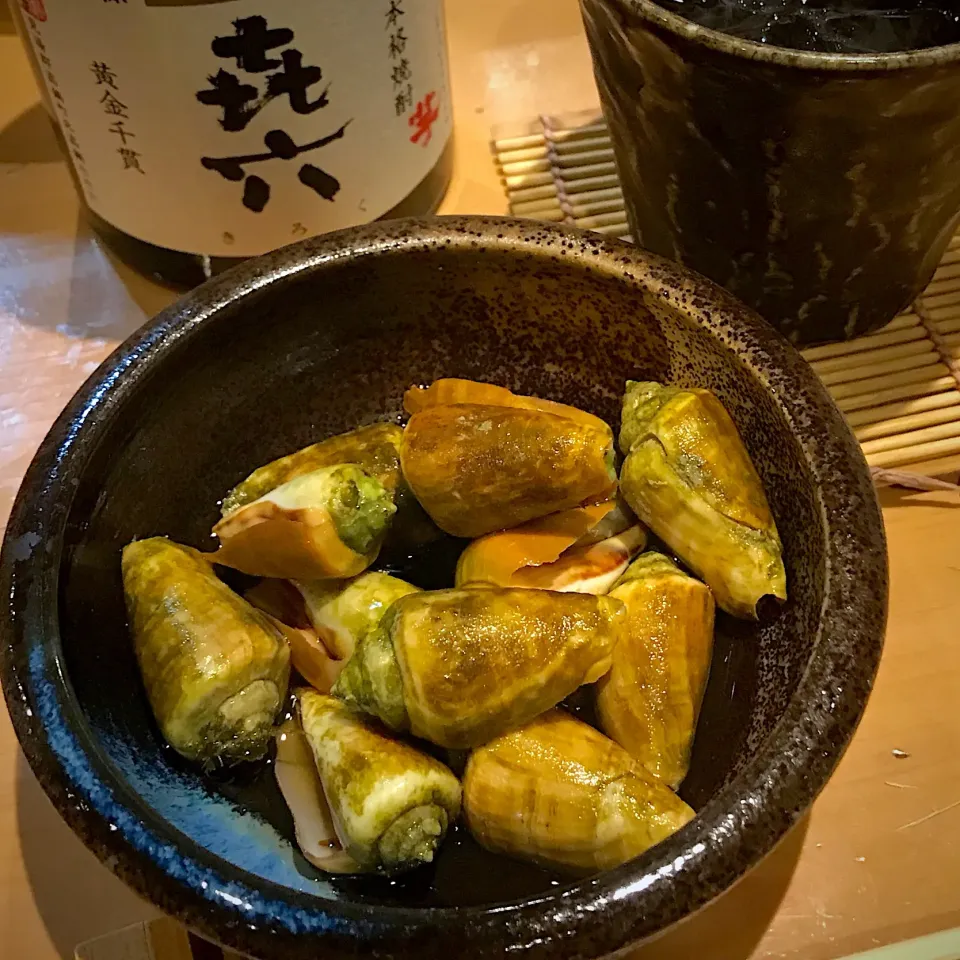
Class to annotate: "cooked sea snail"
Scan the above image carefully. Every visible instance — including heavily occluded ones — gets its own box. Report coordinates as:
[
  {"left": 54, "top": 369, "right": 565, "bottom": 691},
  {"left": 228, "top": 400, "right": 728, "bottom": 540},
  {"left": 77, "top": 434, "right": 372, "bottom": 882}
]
[
  {"left": 221, "top": 422, "right": 405, "bottom": 516},
  {"left": 120, "top": 375, "right": 792, "bottom": 883},
  {"left": 122, "top": 537, "right": 290, "bottom": 766},
  {"left": 596, "top": 553, "right": 715, "bottom": 788},
  {"left": 274, "top": 717, "right": 360, "bottom": 873},
  {"left": 292, "top": 690, "right": 461, "bottom": 874},
  {"left": 618, "top": 381, "right": 786, "bottom": 619},
  {"left": 291, "top": 571, "right": 420, "bottom": 660},
  {"left": 464, "top": 709, "right": 695, "bottom": 872},
  {"left": 400, "top": 379, "right": 617, "bottom": 537},
  {"left": 333, "top": 586, "right": 624, "bottom": 748},
  {"left": 246, "top": 572, "right": 419, "bottom": 693},
  {"left": 213, "top": 463, "right": 396, "bottom": 580},
  {"left": 455, "top": 499, "right": 645, "bottom": 594}
]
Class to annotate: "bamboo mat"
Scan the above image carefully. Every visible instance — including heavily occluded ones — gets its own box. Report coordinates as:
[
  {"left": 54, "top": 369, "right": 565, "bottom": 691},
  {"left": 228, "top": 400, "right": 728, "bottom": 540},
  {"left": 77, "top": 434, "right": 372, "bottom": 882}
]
[{"left": 491, "top": 112, "right": 960, "bottom": 481}]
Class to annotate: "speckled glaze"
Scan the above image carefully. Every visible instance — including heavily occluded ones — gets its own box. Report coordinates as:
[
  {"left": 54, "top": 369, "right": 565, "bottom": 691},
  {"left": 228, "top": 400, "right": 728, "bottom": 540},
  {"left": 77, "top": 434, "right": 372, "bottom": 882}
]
[
  {"left": 0, "top": 217, "right": 886, "bottom": 959},
  {"left": 580, "top": 0, "right": 960, "bottom": 345}
]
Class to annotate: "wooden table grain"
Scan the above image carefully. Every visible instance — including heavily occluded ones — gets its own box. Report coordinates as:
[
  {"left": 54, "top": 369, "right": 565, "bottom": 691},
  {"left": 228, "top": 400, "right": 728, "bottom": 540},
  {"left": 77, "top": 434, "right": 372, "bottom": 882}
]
[{"left": 1, "top": 2, "right": 958, "bottom": 958}]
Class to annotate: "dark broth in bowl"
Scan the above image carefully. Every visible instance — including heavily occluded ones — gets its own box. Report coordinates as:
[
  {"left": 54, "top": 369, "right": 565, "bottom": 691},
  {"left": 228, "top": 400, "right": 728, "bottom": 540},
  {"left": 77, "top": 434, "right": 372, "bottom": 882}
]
[
  {"left": 204, "top": 533, "right": 567, "bottom": 907},
  {"left": 200, "top": 529, "right": 738, "bottom": 907}
]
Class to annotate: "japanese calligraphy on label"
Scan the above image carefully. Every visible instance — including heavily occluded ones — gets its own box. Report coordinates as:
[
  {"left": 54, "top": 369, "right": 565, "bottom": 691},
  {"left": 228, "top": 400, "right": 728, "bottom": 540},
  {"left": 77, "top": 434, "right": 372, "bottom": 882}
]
[{"left": 19, "top": 0, "right": 451, "bottom": 257}]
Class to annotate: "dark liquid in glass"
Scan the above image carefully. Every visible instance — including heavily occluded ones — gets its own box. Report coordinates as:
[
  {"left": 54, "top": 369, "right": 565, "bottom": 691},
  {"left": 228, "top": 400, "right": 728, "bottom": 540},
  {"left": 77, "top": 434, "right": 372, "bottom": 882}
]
[{"left": 652, "top": 0, "right": 960, "bottom": 52}]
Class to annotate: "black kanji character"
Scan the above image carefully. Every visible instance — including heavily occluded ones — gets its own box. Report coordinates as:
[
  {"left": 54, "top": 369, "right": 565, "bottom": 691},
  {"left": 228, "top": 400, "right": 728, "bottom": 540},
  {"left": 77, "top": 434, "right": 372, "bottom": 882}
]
[
  {"left": 196, "top": 69, "right": 260, "bottom": 131},
  {"left": 212, "top": 16, "right": 293, "bottom": 73},
  {"left": 108, "top": 120, "right": 135, "bottom": 144},
  {"left": 266, "top": 49, "right": 328, "bottom": 115},
  {"left": 389, "top": 28, "right": 407, "bottom": 59},
  {"left": 385, "top": 1, "right": 404, "bottom": 29},
  {"left": 201, "top": 121, "right": 349, "bottom": 213},
  {"left": 243, "top": 175, "right": 270, "bottom": 212},
  {"left": 118, "top": 146, "right": 144, "bottom": 173},
  {"left": 100, "top": 90, "right": 128, "bottom": 118},
  {"left": 391, "top": 58, "right": 411, "bottom": 86},
  {"left": 198, "top": 49, "right": 329, "bottom": 130},
  {"left": 394, "top": 84, "right": 412, "bottom": 117},
  {"left": 90, "top": 61, "right": 117, "bottom": 88},
  {"left": 299, "top": 163, "right": 340, "bottom": 201}
]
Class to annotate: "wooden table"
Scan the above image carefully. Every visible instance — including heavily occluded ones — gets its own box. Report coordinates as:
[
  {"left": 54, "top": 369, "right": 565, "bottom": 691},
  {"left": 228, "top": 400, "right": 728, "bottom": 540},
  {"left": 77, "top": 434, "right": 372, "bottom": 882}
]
[{"left": 1, "top": 2, "right": 958, "bottom": 958}]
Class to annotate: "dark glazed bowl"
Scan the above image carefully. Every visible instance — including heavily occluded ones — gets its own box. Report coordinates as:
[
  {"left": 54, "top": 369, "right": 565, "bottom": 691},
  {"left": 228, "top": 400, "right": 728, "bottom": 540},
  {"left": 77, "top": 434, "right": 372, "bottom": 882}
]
[
  {"left": 0, "top": 217, "right": 887, "bottom": 960},
  {"left": 580, "top": 0, "right": 960, "bottom": 346}
]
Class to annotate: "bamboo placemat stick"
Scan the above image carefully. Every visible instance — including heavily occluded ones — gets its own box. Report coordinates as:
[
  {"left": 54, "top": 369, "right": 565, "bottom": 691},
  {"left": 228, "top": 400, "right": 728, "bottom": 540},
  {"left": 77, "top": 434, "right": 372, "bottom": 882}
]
[
  {"left": 499, "top": 148, "right": 615, "bottom": 176},
  {"left": 811, "top": 338, "right": 934, "bottom": 376},
  {"left": 800, "top": 321, "right": 922, "bottom": 362},
  {"left": 867, "top": 433, "right": 960, "bottom": 468},
  {"left": 889, "top": 450, "right": 960, "bottom": 476},
  {"left": 828, "top": 362, "right": 949, "bottom": 401},
  {"left": 926, "top": 303, "right": 960, "bottom": 323},
  {"left": 570, "top": 211, "right": 632, "bottom": 230},
  {"left": 503, "top": 161, "right": 617, "bottom": 189},
  {"left": 837, "top": 376, "right": 956, "bottom": 413},
  {"left": 502, "top": 170, "right": 555, "bottom": 189},
  {"left": 817, "top": 349, "right": 939, "bottom": 388},
  {"left": 496, "top": 136, "right": 615, "bottom": 164},
  {"left": 940, "top": 246, "right": 960, "bottom": 266},
  {"left": 511, "top": 196, "right": 624, "bottom": 218},
  {"left": 925, "top": 264, "right": 960, "bottom": 294},
  {"left": 503, "top": 183, "right": 559, "bottom": 203},
  {"left": 918, "top": 287, "right": 960, "bottom": 310},
  {"left": 854, "top": 403, "right": 960, "bottom": 440},
  {"left": 496, "top": 145, "right": 551, "bottom": 164},
  {"left": 861, "top": 419, "right": 960, "bottom": 455},
  {"left": 845, "top": 391, "right": 960, "bottom": 428},
  {"left": 933, "top": 314, "right": 960, "bottom": 336},
  {"left": 492, "top": 121, "right": 609, "bottom": 152},
  {"left": 555, "top": 185, "right": 623, "bottom": 206},
  {"left": 593, "top": 222, "right": 631, "bottom": 237},
  {"left": 508, "top": 206, "right": 566, "bottom": 222},
  {"left": 506, "top": 173, "right": 621, "bottom": 200},
  {"left": 561, "top": 173, "right": 623, "bottom": 194}
]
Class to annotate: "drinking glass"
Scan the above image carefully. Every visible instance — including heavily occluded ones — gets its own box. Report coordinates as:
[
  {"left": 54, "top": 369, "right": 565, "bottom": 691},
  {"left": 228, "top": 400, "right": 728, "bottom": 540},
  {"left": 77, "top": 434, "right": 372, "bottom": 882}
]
[{"left": 580, "top": 0, "right": 960, "bottom": 344}]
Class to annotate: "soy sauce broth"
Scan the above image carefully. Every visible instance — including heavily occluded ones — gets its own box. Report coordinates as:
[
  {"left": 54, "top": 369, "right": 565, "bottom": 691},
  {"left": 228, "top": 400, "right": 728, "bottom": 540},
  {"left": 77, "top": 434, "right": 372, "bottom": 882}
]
[
  {"left": 200, "top": 530, "right": 713, "bottom": 906},
  {"left": 201, "top": 533, "right": 571, "bottom": 906}
]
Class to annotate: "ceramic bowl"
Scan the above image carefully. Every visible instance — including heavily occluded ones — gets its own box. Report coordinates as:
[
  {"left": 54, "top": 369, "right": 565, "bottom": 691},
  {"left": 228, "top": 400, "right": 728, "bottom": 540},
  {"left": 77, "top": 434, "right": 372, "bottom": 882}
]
[{"left": 0, "top": 216, "right": 887, "bottom": 959}]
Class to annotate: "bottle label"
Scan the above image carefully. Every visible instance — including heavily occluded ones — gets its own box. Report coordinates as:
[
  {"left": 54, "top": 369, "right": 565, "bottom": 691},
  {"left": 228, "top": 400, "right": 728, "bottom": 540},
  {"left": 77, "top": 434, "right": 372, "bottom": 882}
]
[{"left": 18, "top": 0, "right": 451, "bottom": 257}]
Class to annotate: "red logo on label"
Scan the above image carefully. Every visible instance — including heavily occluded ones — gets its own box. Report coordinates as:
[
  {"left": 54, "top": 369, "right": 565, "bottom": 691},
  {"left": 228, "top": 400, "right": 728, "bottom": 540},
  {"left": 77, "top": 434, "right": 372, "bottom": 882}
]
[
  {"left": 21, "top": 0, "right": 47, "bottom": 21},
  {"left": 409, "top": 92, "right": 439, "bottom": 147},
  {"left": 20, "top": 0, "right": 47, "bottom": 20}
]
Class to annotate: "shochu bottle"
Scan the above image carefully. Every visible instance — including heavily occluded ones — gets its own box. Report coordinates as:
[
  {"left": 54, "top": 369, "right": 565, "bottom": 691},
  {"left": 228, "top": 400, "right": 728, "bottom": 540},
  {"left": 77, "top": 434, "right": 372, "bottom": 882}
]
[{"left": 12, "top": 0, "right": 453, "bottom": 287}]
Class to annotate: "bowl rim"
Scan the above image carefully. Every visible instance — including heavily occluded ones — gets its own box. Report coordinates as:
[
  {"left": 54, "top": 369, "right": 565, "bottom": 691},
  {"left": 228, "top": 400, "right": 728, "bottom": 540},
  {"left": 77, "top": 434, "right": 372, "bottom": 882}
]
[{"left": 0, "top": 215, "right": 887, "bottom": 959}]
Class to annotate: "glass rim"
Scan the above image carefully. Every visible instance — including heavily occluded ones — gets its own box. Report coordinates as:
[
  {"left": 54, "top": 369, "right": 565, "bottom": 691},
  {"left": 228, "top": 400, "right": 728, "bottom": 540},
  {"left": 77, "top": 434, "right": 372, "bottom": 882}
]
[{"left": 613, "top": 0, "right": 960, "bottom": 72}]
